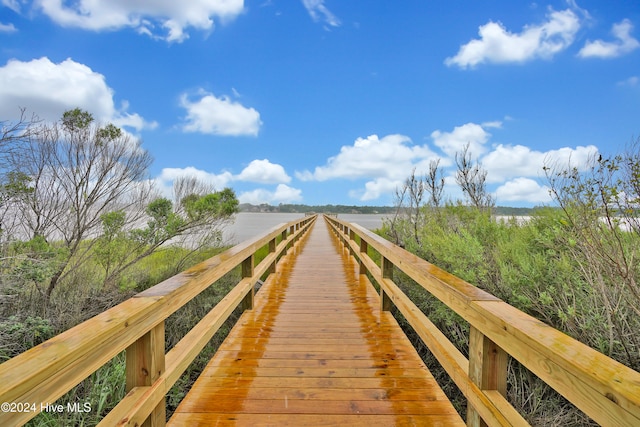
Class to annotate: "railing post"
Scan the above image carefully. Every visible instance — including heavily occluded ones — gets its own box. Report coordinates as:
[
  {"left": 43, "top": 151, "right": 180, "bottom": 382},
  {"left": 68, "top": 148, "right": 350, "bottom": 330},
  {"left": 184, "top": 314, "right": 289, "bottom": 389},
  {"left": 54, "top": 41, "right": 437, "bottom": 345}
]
[
  {"left": 281, "top": 230, "right": 288, "bottom": 254},
  {"left": 380, "top": 257, "right": 393, "bottom": 311},
  {"left": 241, "top": 255, "right": 254, "bottom": 311},
  {"left": 467, "top": 326, "right": 508, "bottom": 427},
  {"left": 289, "top": 225, "right": 296, "bottom": 247},
  {"left": 268, "top": 238, "right": 276, "bottom": 274},
  {"left": 359, "top": 239, "right": 368, "bottom": 275},
  {"left": 126, "top": 322, "right": 166, "bottom": 427}
]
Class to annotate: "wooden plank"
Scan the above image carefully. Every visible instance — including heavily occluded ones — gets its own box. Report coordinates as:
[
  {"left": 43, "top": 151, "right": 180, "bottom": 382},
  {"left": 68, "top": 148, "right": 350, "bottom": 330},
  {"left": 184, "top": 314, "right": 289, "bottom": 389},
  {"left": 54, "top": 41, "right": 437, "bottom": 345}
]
[
  {"left": 205, "top": 357, "right": 427, "bottom": 369},
  {"left": 185, "top": 387, "right": 444, "bottom": 401},
  {"left": 170, "top": 413, "right": 461, "bottom": 426},
  {"left": 182, "top": 376, "right": 445, "bottom": 390},
  {"left": 176, "top": 398, "right": 459, "bottom": 415},
  {"left": 206, "top": 348, "right": 422, "bottom": 361}
]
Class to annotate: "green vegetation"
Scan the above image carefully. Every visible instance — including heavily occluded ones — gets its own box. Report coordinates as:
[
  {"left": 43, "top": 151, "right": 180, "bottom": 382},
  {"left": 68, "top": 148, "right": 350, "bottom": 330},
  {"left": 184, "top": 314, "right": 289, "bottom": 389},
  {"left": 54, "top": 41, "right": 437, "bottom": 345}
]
[
  {"left": 381, "top": 140, "right": 640, "bottom": 425},
  {"left": 0, "top": 109, "right": 240, "bottom": 425}
]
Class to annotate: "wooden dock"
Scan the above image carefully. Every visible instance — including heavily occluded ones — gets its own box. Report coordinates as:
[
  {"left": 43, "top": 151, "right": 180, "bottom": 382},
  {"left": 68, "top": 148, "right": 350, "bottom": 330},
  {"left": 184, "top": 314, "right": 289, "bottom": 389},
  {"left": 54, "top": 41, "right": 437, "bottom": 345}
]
[{"left": 168, "top": 218, "right": 464, "bottom": 426}]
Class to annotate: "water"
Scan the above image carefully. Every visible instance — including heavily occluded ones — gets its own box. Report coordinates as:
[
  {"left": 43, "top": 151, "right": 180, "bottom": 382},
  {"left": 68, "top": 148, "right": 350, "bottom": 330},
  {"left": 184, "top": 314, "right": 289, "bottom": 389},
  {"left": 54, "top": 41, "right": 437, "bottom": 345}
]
[{"left": 223, "top": 212, "right": 389, "bottom": 244}]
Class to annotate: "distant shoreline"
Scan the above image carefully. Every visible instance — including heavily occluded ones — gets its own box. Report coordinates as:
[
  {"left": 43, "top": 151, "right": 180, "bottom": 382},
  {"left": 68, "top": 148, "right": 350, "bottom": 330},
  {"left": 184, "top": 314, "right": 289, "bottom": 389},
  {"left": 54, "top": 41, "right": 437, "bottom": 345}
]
[{"left": 238, "top": 203, "right": 542, "bottom": 216}]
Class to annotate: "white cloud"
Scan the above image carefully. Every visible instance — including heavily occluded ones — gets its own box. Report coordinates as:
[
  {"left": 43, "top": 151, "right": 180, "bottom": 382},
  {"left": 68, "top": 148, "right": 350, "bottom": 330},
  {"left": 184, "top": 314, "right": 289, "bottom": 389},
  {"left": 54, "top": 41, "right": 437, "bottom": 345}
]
[
  {"left": 445, "top": 8, "right": 581, "bottom": 68},
  {"left": 482, "top": 144, "right": 598, "bottom": 183},
  {"left": 155, "top": 163, "right": 299, "bottom": 203},
  {"left": 180, "top": 90, "right": 262, "bottom": 137},
  {"left": 238, "top": 184, "right": 302, "bottom": 204},
  {"left": 495, "top": 178, "right": 551, "bottom": 203},
  {"left": 35, "top": 0, "right": 245, "bottom": 42},
  {"left": 357, "top": 178, "right": 402, "bottom": 201},
  {"left": 236, "top": 159, "right": 291, "bottom": 184},
  {"left": 296, "top": 134, "right": 439, "bottom": 201},
  {"left": 0, "top": 22, "right": 17, "bottom": 33},
  {"left": 156, "top": 167, "right": 234, "bottom": 194},
  {"left": 579, "top": 19, "right": 640, "bottom": 59},
  {"left": 430, "top": 122, "right": 493, "bottom": 158},
  {"left": 0, "top": 57, "right": 154, "bottom": 130},
  {"left": 301, "top": 0, "right": 340, "bottom": 28},
  {"left": 292, "top": 121, "right": 599, "bottom": 205},
  {"left": 298, "top": 134, "right": 437, "bottom": 182}
]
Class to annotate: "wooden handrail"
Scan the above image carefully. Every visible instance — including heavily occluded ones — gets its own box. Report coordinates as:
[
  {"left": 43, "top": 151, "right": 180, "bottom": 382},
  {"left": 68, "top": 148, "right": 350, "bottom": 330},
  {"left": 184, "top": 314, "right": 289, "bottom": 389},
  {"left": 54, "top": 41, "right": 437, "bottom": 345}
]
[
  {"left": 0, "top": 215, "right": 317, "bottom": 426},
  {"left": 324, "top": 214, "right": 640, "bottom": 427}
]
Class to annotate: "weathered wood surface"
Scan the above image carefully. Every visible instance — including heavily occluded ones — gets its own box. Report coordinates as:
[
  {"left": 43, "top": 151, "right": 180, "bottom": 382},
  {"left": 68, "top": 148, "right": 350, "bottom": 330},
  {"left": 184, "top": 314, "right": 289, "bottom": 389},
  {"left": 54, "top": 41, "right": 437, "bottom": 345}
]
[{"left": 169, "top": 218, "right": 463, "bottom": 426}]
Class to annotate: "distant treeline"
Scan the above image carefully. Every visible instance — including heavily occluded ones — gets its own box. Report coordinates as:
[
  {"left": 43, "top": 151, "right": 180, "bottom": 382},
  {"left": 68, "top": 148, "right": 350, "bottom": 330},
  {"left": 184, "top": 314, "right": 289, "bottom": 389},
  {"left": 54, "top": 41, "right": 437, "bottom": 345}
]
[
  {"left": 239, "top": 203, "right": 542, "bottom": 216},
  {"left": 239, "top": 203, "right": 395, "bottom": 214}
]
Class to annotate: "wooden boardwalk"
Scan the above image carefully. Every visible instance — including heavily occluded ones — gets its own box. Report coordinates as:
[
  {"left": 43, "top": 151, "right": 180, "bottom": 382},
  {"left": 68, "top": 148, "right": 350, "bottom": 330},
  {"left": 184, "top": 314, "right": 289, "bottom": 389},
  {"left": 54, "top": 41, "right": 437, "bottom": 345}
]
[{"left": 169, "top": 218, "right": 464, "bottom": 426}]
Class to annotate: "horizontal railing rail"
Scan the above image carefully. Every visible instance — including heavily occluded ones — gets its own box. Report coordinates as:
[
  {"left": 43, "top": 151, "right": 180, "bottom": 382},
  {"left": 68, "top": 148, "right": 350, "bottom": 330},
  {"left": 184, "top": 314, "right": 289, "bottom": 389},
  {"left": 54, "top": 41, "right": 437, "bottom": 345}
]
[
  {"left": 324, "top": 214, "right": 640, "bottom": 427},
  {"left": 0, "top": 214, "right": 317, "bottom": 427}
]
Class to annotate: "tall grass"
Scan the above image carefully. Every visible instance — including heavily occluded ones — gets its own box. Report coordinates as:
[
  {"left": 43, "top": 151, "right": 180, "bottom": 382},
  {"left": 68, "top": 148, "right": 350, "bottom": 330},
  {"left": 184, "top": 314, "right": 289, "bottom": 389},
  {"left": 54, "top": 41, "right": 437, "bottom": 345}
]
[
  {"left": 380, "top": 204, "right": 638, "bottom": 425},
  {"left": 0, "top": 241, "right": 239, "bottom": 426}
]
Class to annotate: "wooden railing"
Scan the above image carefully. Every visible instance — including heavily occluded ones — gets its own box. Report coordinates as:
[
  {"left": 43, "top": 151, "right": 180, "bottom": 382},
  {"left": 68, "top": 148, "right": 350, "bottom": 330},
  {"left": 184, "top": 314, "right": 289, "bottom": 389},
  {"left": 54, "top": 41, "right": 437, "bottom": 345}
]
[
  {"left": 0, "top": 215, "right": 317, "bottom": 427},
  {"left": 325, "top": 214, "right": 640, "bottom": 427}
]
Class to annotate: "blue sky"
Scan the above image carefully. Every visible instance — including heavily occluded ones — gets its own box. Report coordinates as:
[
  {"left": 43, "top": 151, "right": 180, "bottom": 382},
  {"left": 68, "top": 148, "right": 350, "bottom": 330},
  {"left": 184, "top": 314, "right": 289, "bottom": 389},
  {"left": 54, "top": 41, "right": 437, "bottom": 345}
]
[{"left": 1, "top": 1, "right": 639, "bottom": 207}]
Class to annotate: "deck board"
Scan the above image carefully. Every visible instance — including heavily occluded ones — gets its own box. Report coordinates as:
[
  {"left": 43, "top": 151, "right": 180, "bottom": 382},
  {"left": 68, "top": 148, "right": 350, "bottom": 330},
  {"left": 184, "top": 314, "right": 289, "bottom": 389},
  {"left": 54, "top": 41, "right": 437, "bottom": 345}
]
[{"left": 168, "top": 218, "right": 464, "bottom": 426}]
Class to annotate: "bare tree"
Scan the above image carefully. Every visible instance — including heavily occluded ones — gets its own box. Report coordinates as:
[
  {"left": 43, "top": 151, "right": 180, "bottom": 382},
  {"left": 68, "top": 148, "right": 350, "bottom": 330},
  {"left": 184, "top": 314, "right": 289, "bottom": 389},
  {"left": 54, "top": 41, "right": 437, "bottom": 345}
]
[
  {"left": 455, "top": 142, "right": 494, "bottom": 211},
  {"left": 386, "top": 168, "right": 426, "bottom": 247},
  {"left": 405, "top": 168, "right": 426, "bottom": 243},
  {"left": 388, "top": 179, "right": 409, "bottom": 246},
  {"left": 425, "top": 158, "right": 445, "bottom": 208},
  {"left": 8, "top": 109, "right": 154, "bottom": 302}
]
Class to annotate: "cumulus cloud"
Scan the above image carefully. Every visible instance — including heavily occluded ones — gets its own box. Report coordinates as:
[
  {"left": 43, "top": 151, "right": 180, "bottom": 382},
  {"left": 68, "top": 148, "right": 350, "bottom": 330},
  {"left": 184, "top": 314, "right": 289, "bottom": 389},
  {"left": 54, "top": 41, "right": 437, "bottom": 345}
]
[
  {"left": 154, "top": 162, "right": 297, "bottom": 202},
  {"left": 482, "top": 143, "right": 598, "bottom": 183},
  {"left": 430, "top": 122, "right": 493, "bottom": 158},
  {"left": 296, "top": 134, "right": 439, "bottom": 201},
  {"left": 0, "top": 57, "right": 154, "bottom": 130},
  {"left": 495, "top": 178, "right": 551, "bottom": 203},
  {"left": 156, "top": 167, "right": 234, "bottom": 195},
  {"left": 356, "top": 178, "right": 401, "bottom": 201},
  {"left": 238, "top": 184, "right": 303, "bottom": 204},
  {"left": 427, "top": 121, "right": 598, "bottom": 205},
  {"left": 301, "top": 0, "right": 340, "bottom": 28},
  {"left": 236, "top": 159, "right": 291, "bottom": 184},
  {"left": 299, "top": 134, "right": 437, "bottom": 182},
  {"left": 35, "top": 0, "right": 245, "bottom": 42},
  {"left": 578, "top": 19, "right": 640, "bottom": 59},
  {"left": 445, "top": 8, "right": 581, "bottom": 68},
  {"left": 180, "top": 90, "right": 262, "bottom": 137}
]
